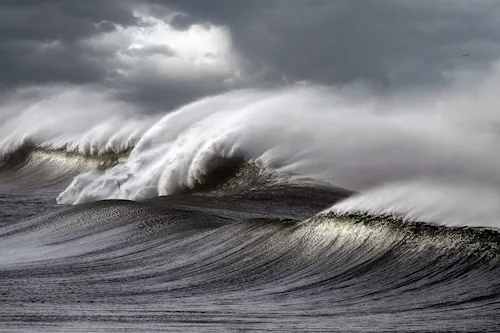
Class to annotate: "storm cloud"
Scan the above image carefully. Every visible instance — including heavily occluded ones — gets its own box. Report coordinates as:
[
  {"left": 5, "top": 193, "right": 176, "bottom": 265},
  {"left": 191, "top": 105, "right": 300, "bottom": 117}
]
[{"left": 1, "top": 0, "right": 500, "bottom": 110}]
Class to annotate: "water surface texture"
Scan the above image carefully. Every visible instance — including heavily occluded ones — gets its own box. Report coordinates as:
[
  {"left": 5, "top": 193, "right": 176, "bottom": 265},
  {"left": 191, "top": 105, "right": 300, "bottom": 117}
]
[{"left": 1, "top": 87, "right": 500, "bottom": 332}]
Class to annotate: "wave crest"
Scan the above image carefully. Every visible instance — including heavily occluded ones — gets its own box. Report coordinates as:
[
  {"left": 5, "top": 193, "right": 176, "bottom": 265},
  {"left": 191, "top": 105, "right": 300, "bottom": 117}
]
[
  {"left": 0, "top": 145, "right": 130, "bottom": 188},
  {"left": 4, "top": 83, "right": 500, "bottom": 228}
]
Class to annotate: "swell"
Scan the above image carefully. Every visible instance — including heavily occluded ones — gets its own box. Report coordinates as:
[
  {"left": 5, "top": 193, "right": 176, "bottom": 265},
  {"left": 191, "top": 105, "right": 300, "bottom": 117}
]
[
  {"left": 3, "top": 195, "right": 499, "bottom": 297},
  {"left": 5, "top": 190, "right": 499, "bottom": 264},
  {"left": 1, "top": 191, "right": 499, "bottom": 331},
  {"left": 0, "top": 144, "right": 130, "bottom": 170}
]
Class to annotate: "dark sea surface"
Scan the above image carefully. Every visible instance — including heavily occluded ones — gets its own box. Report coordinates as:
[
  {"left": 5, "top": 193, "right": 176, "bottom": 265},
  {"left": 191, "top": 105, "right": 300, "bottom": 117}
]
[
  {"left": 0, "top": 153, "right": 499, "bottom": 333},
  {"left": 1, "top": 88, "right": 500, "bottom": 332}
]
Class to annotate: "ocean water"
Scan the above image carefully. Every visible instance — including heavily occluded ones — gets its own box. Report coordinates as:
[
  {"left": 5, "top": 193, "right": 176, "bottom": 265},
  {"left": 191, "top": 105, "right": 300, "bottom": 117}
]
[{"left": 0, "top": 85, "right": 499, "bottom": 332}]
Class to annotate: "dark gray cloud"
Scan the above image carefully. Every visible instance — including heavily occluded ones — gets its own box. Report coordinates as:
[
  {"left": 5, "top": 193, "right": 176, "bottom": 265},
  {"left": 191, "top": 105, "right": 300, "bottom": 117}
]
[
  {"left": 0, "top": 0, "right": 136, "bottom": 87},
  {"left": 0, "top": 0, "right": 136, "bottom": 42},
  {"left": 0, "top": 0, "right": 246, "bottom": 109},
  {"left": 1, "top": 0, "right": 500, "bottom": 110},
  {"left": 160, "top": 0, "right": 500, "bottom": 88}
]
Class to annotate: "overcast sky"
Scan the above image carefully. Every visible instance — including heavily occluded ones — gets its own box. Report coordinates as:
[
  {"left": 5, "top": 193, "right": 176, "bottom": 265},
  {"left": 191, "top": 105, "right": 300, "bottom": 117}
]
[{"left": 2, "top": 0, "right": 500, "bottom": 111}]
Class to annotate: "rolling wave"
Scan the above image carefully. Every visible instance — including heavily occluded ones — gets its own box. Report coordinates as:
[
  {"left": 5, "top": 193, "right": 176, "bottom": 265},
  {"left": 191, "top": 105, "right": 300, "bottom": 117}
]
[
  {"left": 1, "top": 191, "right": 499, "bottom": 331},
  {"left": 0, "top": 145, "right": 129, "bottom": 188},
  {"left": 3, "top": 82, "right": 500, "bottom": 228}
]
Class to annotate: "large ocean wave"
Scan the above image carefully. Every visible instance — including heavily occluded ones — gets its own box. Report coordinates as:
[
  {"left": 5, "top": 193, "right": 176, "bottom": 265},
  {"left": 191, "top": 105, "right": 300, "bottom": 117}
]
[
  {"left": 2, "top": 78, "right": 500, "bottom": 228},
  {"left": 2, "top": 79, "right": 500, "bottom": 332}
]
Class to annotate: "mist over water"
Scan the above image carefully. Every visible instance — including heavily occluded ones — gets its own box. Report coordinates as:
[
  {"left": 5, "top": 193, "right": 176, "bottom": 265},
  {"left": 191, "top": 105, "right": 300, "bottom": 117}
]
[
  {"left": 0, "top": 86, "right": 157, "bottom": 157},
  {"left": 2, "top": 68, "right": 500, "bottom": 228}
]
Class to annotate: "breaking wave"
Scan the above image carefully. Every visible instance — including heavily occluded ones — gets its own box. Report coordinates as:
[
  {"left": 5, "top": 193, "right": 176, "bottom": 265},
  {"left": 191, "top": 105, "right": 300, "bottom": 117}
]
[{"left": 2, "top": 80, "right": 500, "bottom": 228}]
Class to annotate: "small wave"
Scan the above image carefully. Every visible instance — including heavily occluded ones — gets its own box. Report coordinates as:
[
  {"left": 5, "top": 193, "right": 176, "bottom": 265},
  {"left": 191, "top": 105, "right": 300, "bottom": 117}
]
[
  {"left": 0, "top": 145, "right": 129, "bottom": 188},
  {"left": 0, "top": 144, "right": 129, "bottom": 170}
]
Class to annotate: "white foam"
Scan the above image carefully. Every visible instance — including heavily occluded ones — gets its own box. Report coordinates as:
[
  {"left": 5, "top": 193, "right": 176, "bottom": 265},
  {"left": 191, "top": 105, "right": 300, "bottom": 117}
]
[
  {"left": 327, "top": 181, "right": 500, "bottom": 228},
  {"left": 3, "top": 67, "right": 500, "bottom": 228},
  {"left": 0, "top": 86, "right": 157, "bottom": 156}
]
